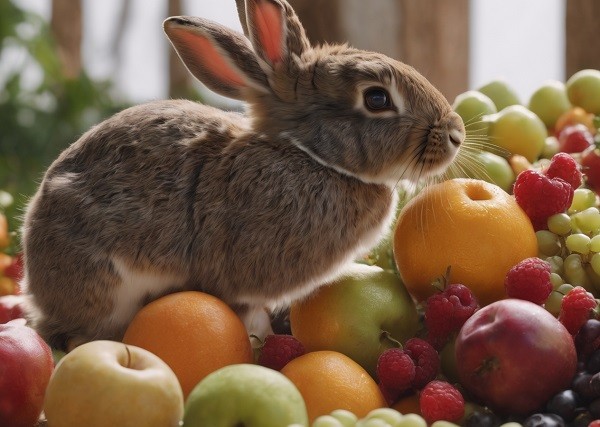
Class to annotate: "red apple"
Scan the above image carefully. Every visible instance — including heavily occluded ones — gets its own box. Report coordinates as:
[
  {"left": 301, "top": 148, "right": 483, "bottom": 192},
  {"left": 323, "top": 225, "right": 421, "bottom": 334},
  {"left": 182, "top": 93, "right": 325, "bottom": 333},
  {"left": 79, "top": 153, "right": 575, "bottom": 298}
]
[
  {"left": 581, "top": 145, "right": 600, "bottom": 193},
  {"left": 0, "top": 319, "right": 54, "bottom": 427},
  {"left": 455, "top": 299, "right": 577, "bottom": 416},
  {"left": 558, "top": 124, "right": 594, "bottom": 153},
  {"left": 0, "top": 295, "right": 25, "bottom": 324}
]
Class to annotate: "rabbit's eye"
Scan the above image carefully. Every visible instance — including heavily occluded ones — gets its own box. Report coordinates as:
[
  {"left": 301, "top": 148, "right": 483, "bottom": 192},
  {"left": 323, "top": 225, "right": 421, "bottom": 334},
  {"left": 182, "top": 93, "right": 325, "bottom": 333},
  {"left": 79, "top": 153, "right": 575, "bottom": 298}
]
[{"left": 364, "top": 88, "right": 392, "bottom": 112}]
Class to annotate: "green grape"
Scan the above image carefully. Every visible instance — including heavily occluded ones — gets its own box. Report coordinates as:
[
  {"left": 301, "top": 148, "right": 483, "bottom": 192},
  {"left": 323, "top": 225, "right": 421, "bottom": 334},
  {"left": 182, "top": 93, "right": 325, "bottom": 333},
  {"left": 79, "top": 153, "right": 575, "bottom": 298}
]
[
  {"left": 544, "top": 290, "right": 563, "bottom": 316},
  {"left": 547, "top": 213, "right": 572, "bottom": 236},
  {"left": 330, "top": 409, "right": 359, "bottom": 427},
  {"left": 395, "top": 414, "right": 427, "bottom": 427},
  {"left": 431, "top": 422, "right": 460, "bottom": 427},
  {"left": 592, "top": 253, "right": 600, "bottom": 277},
  {"left": 565, "top": 233, "right": 591, "bottom": 255},
  {"left": 563, "top": 253, "right": 593, "bottom": 290},
  {"left": 550, "top": 272, "right": 564, "bottom": 289},
  {"left": 312, "top": 415, "right": 346, "bottom": 427},
  {"left": 363, "top": 408, "right": 403, "bottom": 425},
  {"left": 571, "top": 207, "right": 600, "bottom": 235},
  {"left": 569, "top": 188, "right": 597, "bottom": 213},
  {"left": 500, "top": 423, "right": 524, "bottom": 427},
  {"left": 536, "top": 230, "right": 561, "bottom": 256},
  {"left": 591, "top": 235, "right": 600, "bottom": 252},
  {"left": 356, "top": 418, "right": 389, "bottom": 427},
  {"left": 545, "top": 256, "right": 564, "bottom": 276},
  {"left": 557, "top": 283, "right": 575, "bottom": 295}
]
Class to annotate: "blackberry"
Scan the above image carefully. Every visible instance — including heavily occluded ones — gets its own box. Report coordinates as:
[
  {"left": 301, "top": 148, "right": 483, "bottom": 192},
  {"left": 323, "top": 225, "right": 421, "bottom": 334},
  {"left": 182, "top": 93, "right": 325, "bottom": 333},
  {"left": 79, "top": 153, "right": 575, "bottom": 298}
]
[
  {"left": 545, "top": 389, "right": 579, "bottom": 422},
  {"left": 522, "top": 413, "right": 565, "bottom": 427}
]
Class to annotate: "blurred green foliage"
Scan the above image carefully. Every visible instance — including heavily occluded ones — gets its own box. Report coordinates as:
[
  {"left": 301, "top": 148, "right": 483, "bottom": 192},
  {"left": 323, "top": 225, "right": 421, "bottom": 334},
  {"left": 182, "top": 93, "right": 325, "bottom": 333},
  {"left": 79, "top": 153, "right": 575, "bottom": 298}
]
[{"left": 0, "top": 1, "right": 128, "bottom": 246}]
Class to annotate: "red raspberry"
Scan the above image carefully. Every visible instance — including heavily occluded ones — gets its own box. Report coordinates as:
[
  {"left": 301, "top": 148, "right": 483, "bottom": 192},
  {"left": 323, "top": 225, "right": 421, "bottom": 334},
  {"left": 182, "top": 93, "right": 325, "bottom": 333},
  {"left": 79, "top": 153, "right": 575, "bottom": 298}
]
[
  {"left": 589, "top": 420, "right": 600, "bottom": 427},
  {"left": 419, "top": 380, "right": 465, "bottom": 424},
  {"left": 404, "top": 338, "right": 440, "bottom": 389},
  {"left": 513, "top": 169, "right": 574, "bottom": 231},
  {"left": 504, "top": 257, "right": 553, "bottom": 304},
  {"left": 376, "top": 348, "right": 416, "bottom": 404},
  {"left": 558, "top": 286, "right": 598, "bottom": 335},
  {"left": 544, "top": 152, "right": 583, "bottom": 190},
  {"left": 424, "top": 284, "right": 479, "bottom": 350},
  {"left": 257, "top": 334, "right": 305, "bottom": 371}
]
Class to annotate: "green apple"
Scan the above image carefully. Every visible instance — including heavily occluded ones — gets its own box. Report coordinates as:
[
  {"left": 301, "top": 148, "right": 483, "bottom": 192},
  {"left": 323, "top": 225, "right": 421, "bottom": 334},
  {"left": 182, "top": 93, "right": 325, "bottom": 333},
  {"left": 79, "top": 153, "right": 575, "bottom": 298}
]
[
  {"left": 528, "top": 80, "right": 572, "bottom": 129},
  {"left": 484, "top": 105, "right": 547, "bottom": 163},
  {"left": 452, "top": 90, "right": 497, "bottom": 137},
  {"left": 566, "top": 69, "right": 600, "bottom": 115},
  {"left": 290, "top": 263, "right": 420, "bottom": 378},
  {"left": 456, "top": 150, "right": 515, "bottom": 193},
  {"left": 184, "top": 364, "right": 309, "bottom": 427},
  {"left": 477, "top": 80, "right": 521, "bottom": 111},
  {"left": 43, "top": 340, "right": 184, "bottom": 427}
]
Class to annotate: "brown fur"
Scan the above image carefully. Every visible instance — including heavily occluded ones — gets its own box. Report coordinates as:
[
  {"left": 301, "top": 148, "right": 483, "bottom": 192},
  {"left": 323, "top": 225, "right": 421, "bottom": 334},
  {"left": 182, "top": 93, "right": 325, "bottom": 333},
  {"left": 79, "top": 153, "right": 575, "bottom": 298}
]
[{"left": 22, "top": 0, "right": 464, "bottom": 350}]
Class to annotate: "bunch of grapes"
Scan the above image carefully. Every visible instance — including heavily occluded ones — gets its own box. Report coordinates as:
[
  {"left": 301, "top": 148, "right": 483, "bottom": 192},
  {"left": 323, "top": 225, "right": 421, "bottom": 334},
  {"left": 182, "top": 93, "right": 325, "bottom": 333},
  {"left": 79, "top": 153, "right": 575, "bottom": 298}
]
[{"left": 536, "top": 187, "right": 600, "bottom": 315}]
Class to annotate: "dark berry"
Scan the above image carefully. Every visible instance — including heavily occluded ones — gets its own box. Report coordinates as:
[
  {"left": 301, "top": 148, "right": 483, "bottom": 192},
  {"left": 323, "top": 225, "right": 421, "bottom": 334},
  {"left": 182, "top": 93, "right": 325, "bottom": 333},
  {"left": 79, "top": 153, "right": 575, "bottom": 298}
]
[
  {"left": 522, "top": 413, "right": 565, "bottom": 427},
  {"left": 588, "top": 349, "right": 600, "bottom": 374},
  {"left": 463, "top": 410, "right": 502, "bottom": 427},
  {"left": 419, "top": 380, "right": 465, "bottom": 424},
  {"left": 575, "top": 319, "right": 600, "bottom": 363},
  {"left": 403, "top": 338, "right": 440, "bottom": 389},
  {"left": 572, "top": 372, "right": 596, "bottom": 403},
  {"left": 424, "top": 283, "right": 479, "bottom": 349},
  {"left": 545, "top": 152, "right": 583, "bottom": 189},
  {"left": 376, "top": 348, "right": 415, "bottom": 402},
  {"left": 558, "top": 286, "right": 598, "bottom": 335},
  {"left": 590, "top": 397, "right": 600, "bottom": 419},
  {"left": 545, "top": 389, "right": 579, "bottom": 422},
  {"left": 504, "top": 257, "right": 553, "bottom": 304},
  {"left": 257, "top": 334, "right": 305, "bottom": 371},
  {"left": 513, "top": 169, "right": 574, "bottom": 231}
]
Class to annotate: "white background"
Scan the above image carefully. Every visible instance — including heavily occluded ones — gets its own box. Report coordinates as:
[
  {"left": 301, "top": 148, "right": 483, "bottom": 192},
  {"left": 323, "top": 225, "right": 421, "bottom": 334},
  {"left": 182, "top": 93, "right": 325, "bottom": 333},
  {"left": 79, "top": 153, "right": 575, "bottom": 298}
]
[{"left": 12, "top": 0, "right": 566, "bottom": 105}]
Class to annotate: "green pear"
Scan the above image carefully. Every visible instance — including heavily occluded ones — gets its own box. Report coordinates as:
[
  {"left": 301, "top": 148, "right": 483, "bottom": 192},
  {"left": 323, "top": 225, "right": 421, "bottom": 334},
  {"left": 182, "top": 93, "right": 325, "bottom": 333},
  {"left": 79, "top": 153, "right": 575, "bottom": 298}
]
[
  {"left": 484, "top": 105, "right": 547, "bottom": 163},
  {"left": 477, "top": 80, "right": 521, "bottom": 111},
  {"left": 290, "top": 263, "right": 420, "bottom": 378},
  {"left": 452, "top": 90, "right": 497, "bottom": 136},
  {"left": 528, "top": 80, "right": 572, "bottom": 129},
  {"left": 566, "top": 69, "right": 600, "bottom": 115},
  {"left": 184, "top": 364, "right": 309, "bottom": 427}
]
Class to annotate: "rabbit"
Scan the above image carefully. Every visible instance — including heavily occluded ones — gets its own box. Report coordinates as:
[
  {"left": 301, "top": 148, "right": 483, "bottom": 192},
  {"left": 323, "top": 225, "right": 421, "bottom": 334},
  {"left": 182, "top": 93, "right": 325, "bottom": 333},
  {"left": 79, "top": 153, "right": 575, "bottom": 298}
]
[{"left": 21, "top": 0, "right": 465, "bottom": 351}]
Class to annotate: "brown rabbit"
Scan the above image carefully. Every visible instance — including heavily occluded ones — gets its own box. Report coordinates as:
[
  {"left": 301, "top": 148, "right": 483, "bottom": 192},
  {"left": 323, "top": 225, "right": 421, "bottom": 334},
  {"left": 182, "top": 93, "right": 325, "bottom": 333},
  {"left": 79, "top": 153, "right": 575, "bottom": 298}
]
[{"left": 21, "top": 0, "right": 464, "bottom": 351}]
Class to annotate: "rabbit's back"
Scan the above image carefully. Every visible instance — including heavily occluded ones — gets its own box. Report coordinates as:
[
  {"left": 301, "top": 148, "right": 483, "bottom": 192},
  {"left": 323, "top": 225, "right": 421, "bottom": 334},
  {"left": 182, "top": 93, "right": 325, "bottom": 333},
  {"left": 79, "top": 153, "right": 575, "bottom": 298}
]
[{"left": 26, "top": 100, "right": 247, "bottom": 268}]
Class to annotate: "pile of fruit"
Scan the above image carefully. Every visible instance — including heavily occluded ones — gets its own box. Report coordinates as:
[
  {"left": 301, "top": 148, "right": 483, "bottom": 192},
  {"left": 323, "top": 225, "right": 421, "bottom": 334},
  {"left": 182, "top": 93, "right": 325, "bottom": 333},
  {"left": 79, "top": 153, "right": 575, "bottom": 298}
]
[{"left": 2, "top": 69, "right": 600, "bottom": 427}]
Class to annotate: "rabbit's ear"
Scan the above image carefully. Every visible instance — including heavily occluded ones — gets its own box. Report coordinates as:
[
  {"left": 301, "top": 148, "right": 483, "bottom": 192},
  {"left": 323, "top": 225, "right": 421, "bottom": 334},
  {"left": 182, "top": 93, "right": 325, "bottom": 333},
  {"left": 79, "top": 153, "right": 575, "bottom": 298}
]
[
  {"left": 244, "top": 0, "right": 311, "bottom": 71},
  {"left": 163, "top": 16, "right": 269, "bottom": 100}
]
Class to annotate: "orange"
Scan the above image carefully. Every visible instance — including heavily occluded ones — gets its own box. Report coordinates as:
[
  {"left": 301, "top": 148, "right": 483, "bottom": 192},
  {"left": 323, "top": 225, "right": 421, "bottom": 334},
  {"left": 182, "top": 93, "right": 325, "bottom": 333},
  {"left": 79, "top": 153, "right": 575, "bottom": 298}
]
[
  {"left": 280, "top": 350, "right": 387, "bottom": 422},
  {"left": 394, "top": 178, "right": 537, "bottom": 306},
  {"left": 122, "top": 291, "right": 253, "bottom": 398},
  {"left": 391, "top": 392, "right": 421, "bottom": 415}
]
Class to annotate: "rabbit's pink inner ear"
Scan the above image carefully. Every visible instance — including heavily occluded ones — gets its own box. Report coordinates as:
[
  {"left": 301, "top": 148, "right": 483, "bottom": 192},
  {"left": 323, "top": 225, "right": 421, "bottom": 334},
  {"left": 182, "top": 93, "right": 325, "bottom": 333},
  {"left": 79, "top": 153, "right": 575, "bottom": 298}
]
[
  {"left": 253, "top": 0, "right": 284, "bottom": 64},
  {"left": 173, "top": 29, "right": 247, "bottom": 88}
]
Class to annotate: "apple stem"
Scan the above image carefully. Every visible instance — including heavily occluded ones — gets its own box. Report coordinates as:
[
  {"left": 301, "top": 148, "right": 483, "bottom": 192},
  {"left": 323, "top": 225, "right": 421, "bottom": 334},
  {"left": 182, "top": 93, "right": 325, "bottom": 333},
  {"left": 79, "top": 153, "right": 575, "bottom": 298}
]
[
  {"left": 124, "top": 344, "right": 132, "bottom": 369},
  {"left": 380, "top": 330, "right": 402, "bottom": 348}
]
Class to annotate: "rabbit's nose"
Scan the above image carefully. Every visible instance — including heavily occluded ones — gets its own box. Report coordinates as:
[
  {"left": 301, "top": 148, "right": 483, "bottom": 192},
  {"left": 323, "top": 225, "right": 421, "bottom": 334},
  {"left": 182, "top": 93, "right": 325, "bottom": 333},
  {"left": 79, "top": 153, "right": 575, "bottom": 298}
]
[{"left": 446, "top": 111, "right": 465, "bottom": 147}]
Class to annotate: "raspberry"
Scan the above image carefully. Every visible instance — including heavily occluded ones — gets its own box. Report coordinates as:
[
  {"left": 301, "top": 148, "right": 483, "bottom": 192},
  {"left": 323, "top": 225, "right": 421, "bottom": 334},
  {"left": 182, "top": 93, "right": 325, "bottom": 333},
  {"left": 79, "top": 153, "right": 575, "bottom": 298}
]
[
  {"left": 504, "top": 257, "right": 553, "bottom": 304},
  {"left": 257, "top": 334, "right": 305, "bottom": 371},
  {"left": 513, "top": 169, "right": 574, "bottom": 231},
  {"left": 545, "top": 152, "right": 583, "bottom": 190},
  {"left": 376, "top": 348, "right": 416, "bottom": 403},
  {"left": 424, "top": 284, "right": 479, "bottom": 350},
  {"left": 404, "top": 338, "right": 440, "bottom": 389},
  {"left": 589, "top": 420, "right": 600, "bottom": 427},
  {"left": 419, "top": 380, "right": 465, "bottom": 424},
  {"left": 558, "top": 286, "right": 598, "bottom": 335}
]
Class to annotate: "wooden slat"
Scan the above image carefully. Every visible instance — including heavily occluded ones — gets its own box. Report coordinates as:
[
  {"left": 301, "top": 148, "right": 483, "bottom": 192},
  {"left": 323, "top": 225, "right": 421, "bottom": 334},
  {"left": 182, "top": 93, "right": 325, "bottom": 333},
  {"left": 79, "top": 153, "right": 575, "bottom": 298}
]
[
  {"left": 288, "top": 0, "right": 469, "bottom": 102},
  {"left": 566, "top": 0, "right": 600, "bottom": 78}
]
